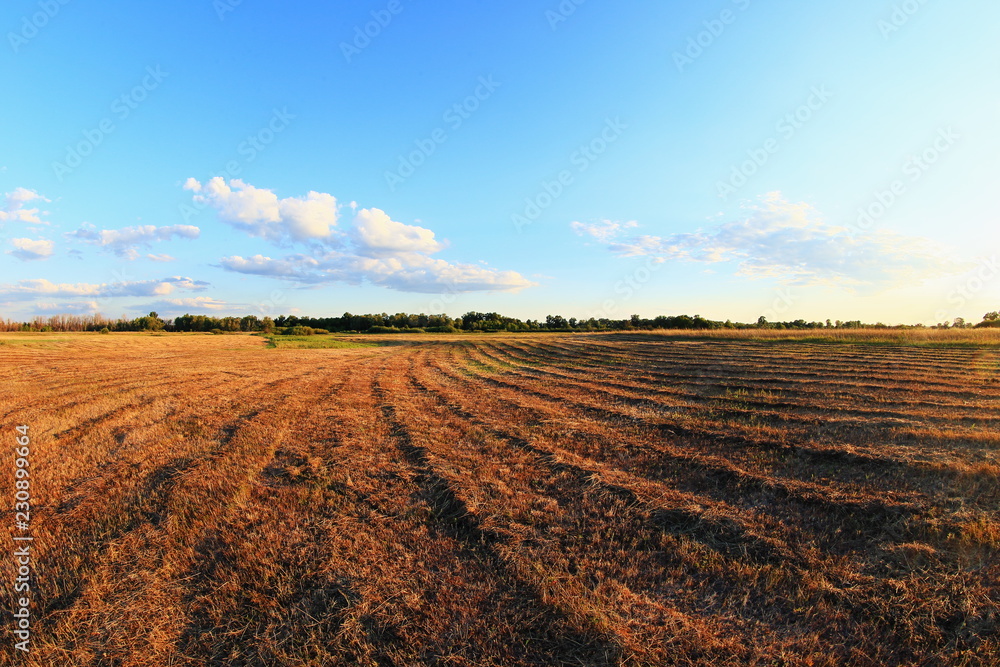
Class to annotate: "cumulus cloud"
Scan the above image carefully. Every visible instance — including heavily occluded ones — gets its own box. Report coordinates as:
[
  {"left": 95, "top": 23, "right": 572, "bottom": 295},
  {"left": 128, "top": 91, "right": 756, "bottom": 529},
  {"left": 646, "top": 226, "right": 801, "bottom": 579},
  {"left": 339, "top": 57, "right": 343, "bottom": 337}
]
[
  {"left": 352, "top": 208, "right": 445, "bottom": 257},
  {"left": 8, "top": 238, "right": 54, "bottom": 261},
  {"left": 66, "top": 224, "right": 200, "bottom": 259},
  {"left": 0, "top": 188, "right": 49, "bottom": 224},
  {"left": 578, "top": 192, "right": 964, "bottom": 289},
  {"left": 185, "top": 177, "right": 337, "bottom": 243},
  {"left": 0, "top": 276, "right": 209, "bottom": 299},
  {"left": 189, "top": 179, "right": 534, "bottom": 293}
]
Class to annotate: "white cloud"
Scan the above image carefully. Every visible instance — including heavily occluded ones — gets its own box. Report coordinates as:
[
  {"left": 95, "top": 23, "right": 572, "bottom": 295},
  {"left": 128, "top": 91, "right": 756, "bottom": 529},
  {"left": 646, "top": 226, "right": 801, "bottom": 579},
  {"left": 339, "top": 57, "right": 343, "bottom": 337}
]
[
  {"left": 352, "top": 254, "right": 535, "bottom": 293},
  {"left": 0, "top": 188, "right": 49, "bottom": 225},
  {"left": 0, "top": 276, "right": 209, "bottom": 299},
  {"left": 220, "top": 251, "right": 534, "bottom": 293},
  {"left": 278, "top": 191, "right": 340, "bottom": 240},
  {"left": 571, "top": 219, "right": 638, "bottom": 243},
  {"left": 580, "top": 192, "right": 964, "bottom": 289},
  {"left": 190, "top": 179, "right": 534, "bottom": 294},
  {"left": 352, "top": 208, "right": 445, "bottom": 257},
  {"left": 141, "top": 297, "right": 231, "bottom": 312},
  {"left": 185, "top": 177, "right": 337, "bottom": 243},
  {"left": 67, "top": 224, "right": 200, "bottom": 259},
  {"left": 219, "top": 254, "right": 320, "bottom": 281},
  {"left": 30, "top": 301, "right": 103, "bottom": 315},
  {"left": 147, "top": 254, "right": 176, "bottom": 262},
  {"left": 8, "top": 238, "right": 54, "bottom": 261}
]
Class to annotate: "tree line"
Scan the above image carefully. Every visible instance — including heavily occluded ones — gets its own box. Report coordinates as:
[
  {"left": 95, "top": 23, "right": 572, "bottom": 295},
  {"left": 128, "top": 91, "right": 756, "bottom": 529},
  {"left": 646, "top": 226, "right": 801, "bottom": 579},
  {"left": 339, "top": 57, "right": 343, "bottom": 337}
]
[{"left": 1, "top": 310, "right": 997, "bottom": 334}]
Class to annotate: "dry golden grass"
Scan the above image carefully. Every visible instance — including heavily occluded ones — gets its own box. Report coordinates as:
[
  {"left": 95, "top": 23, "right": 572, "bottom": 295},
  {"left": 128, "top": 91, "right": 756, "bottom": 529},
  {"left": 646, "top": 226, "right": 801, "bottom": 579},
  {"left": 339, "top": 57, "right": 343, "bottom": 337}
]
[
  {"left": 638, "top": 327, "right": 1000, "bottom": 347},
  {"left": 1, "top": 331, "right": 997, "bottom": 665}
]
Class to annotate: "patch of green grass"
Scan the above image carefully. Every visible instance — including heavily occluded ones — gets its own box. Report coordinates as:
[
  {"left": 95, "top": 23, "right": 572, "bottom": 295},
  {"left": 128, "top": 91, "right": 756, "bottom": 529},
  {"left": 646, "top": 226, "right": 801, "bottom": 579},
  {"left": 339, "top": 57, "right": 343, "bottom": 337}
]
[{"left": 264, "top": 335, "right": 378, "bottom": 350}]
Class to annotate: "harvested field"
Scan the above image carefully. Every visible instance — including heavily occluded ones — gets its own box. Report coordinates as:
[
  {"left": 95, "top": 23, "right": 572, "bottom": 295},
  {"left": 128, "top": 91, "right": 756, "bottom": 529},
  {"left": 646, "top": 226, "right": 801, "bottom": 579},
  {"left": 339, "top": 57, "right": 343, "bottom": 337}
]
[{"left": 1, "top": 331, "right": 998, "bottom": 665}]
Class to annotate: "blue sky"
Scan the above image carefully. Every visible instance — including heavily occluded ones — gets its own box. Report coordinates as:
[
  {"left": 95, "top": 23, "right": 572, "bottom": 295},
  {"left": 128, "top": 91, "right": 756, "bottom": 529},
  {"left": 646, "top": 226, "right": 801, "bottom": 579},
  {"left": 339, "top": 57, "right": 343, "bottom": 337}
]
[{"left": 1, "top": 0, "right": 997, "bottom": 325}]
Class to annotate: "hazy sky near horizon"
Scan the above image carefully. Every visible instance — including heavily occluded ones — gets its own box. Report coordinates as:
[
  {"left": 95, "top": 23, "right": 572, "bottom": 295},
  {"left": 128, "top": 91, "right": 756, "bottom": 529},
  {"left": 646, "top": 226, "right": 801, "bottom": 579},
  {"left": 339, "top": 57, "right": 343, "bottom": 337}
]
[{"left": 1, "top": 0, "right": 997, "bottom": 325}]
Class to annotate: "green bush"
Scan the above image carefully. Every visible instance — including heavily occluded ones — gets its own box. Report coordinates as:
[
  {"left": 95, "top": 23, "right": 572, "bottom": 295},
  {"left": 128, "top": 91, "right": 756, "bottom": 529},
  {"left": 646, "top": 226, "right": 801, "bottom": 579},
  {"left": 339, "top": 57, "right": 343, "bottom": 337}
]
[
  {"left": 99, "top": 327, "right": 111, "bottom": 335},
  {"left": 210, "top": 328, "right": 224, "bottom": 335},
  {"left": 286, "top": 325, "right": 315, "bottom": 336},
  {"left": 425, "top": 325, "right": 459, "bottom": 333}
]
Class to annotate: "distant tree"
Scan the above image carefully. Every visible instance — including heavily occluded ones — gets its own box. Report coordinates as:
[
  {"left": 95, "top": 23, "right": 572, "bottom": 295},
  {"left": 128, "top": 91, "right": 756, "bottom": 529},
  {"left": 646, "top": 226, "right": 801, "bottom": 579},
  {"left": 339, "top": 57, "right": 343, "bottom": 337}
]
[
  {"left": 132, "top": 311, "right": 165, "bottom": 331},
  {"left": 220, "top": 316, "right": 242, "bottom": 332},
  {"left": 692, "top": 315, "right": 717, "bottom": 330},
  {"left": 240, "top": 315, "right": 261, "bottom": 332}
]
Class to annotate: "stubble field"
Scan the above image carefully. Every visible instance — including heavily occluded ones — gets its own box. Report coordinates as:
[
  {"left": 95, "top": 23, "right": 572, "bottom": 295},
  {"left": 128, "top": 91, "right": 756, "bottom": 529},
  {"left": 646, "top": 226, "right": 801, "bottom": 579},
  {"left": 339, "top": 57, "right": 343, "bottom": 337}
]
[{"left": 1, "top": 331, "right": 998, "bottom": 666}]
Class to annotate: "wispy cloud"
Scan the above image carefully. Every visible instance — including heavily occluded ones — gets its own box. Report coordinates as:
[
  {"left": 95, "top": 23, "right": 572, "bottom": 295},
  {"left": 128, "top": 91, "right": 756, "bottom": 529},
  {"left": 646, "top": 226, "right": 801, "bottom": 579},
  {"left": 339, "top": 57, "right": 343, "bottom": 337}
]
[
  {"left": 29, "top": 301, "right": 103, "bottom": 315},
  {"left": 575, "top": 192, "right": 965, "bottom": 289},
  {"left": 219, "top": 251, "right": 533, "bottom": 293},
  {"left": 570, "top": 219, "right": 638, "bottom": 244},
  {"left": 0, "top": 276, "right": 209, "bottom": 299},
  {"left": 139, "top": 297, "right": 231, "bottom": 313},
  {"left": 66, "top": 224, "right": 200, "bottom": 259}
]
